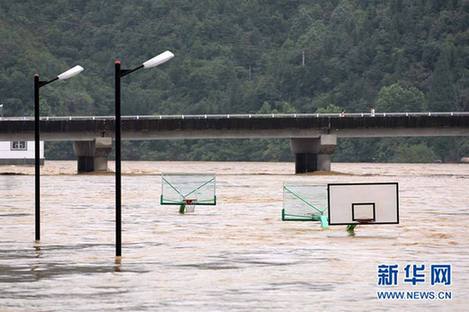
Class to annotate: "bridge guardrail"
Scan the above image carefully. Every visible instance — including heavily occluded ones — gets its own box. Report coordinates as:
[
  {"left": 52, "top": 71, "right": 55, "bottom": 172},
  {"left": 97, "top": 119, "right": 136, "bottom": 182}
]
[{"left": 0, "top": 112, "right": 468, "bottom": 121}]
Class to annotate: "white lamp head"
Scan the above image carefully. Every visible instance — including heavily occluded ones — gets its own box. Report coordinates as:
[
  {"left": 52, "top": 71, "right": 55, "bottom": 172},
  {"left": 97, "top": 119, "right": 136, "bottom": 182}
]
[
  {"left": 142, "top": 51, "right": 174, "bottom": 69},
  {"left": 57, "top": 65, "right": 84, "bottom": 80}
]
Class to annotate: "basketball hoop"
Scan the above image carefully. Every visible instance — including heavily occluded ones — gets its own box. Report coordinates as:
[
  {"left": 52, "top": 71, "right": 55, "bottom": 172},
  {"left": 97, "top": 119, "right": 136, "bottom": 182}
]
[
  {"left": 161, "top": 173, "right": 216, "bottom": 214},
  {"left": 328, "top": 183, "right": 399, "bottom": 226},
  {"left": 282, "top": 184, "right": 329, "bottom": 229},
  {"left": 182, "top": 198, "right": 196, "bottom": 213},
  {"left": 354, "top": 218, "right": 374, "bottom": 224}
]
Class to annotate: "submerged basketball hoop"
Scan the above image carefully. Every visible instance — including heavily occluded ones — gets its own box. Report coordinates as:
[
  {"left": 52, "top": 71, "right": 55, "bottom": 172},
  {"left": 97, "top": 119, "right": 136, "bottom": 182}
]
[
  {"left": 282, "top": 182, "right": 399, "bottom": 232},
  {"left": 180, "top": 198, "right": 197, "bottom": 214},
  {"left": 327, "top": 183, "right": 399, "bottom": 226},
  {"left": 161, "top": 173, "right": 216, "bottom": 214},
  {"left": 281, "top": 183, "right": 329, "bottom": 229},
  {"left": 328, "top": 182, "right": 399, "bottom": 234}
]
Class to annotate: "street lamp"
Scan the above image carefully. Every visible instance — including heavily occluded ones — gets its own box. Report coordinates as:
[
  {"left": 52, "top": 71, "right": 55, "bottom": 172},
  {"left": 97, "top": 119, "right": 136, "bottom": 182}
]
[
  {"left": 34, "top": 65, "right": 84, "bottom": 241},
  {"left": 115, "top": 50, "right": 174, "bottom": 257}
]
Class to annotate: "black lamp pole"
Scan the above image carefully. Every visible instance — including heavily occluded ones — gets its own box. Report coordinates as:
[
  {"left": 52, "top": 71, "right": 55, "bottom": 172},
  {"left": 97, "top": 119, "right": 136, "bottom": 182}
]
[
  {"left": 33, "top": 65, "right": 83, "bottom": 242},
  {"left": 34, "top": 75, "right": 40, "bottom": 241},
  {"left": 34, "top": 74, "right": 58, "bottom": 241},
  {"left": 114, "top": 51, "right": 173, "bottom": 257},
  {"left": 114, "top": 60, "right": 143, "bottom": 257},
  {"left": 115, "top": 61, "right": 121, "bottom": 257}
]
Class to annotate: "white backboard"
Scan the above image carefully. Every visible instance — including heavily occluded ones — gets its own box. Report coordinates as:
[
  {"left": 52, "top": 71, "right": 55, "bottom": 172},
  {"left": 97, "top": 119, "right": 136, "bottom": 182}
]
[{"left": 327, "top": 183, "right": 399, "bottom": 225}]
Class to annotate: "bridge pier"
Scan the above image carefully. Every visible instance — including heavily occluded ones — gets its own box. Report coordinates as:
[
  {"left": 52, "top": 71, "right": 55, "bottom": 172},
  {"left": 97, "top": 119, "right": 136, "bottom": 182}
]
[
  {"left": 290, "top": 135, "right": 337, "bottom": 173},
  {"left": 73, "top": 138, "right": 112, "bottom": 173}
]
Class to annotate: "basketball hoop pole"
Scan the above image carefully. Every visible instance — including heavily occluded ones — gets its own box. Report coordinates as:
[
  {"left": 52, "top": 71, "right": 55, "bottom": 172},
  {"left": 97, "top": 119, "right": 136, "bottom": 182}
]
[
  {"left": 179, "top": 202, "right": 186, "bottom": 214},
  {"left": 346, "top": 224, "right": 357, "bottom": 235}
]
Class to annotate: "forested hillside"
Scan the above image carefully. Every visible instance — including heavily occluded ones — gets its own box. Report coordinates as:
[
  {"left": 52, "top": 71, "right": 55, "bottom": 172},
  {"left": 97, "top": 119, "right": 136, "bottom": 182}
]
[{"left": 0, "top": 0, "right": 468, "bottom": 162}]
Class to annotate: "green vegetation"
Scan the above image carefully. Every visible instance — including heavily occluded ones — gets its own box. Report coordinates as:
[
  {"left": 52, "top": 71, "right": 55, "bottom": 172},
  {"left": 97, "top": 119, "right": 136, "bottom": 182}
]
[
  {"left": 376, "top": 83, "right": 426, "bottom": 112},
  {"left": 0, "top": 0, "right": 467, "bottom": 162}
]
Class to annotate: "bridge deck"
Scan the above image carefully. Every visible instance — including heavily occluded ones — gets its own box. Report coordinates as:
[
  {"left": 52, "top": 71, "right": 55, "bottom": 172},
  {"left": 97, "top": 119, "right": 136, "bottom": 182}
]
[{"left": 0, "top": 112, "right": 468, "bottom": 141}]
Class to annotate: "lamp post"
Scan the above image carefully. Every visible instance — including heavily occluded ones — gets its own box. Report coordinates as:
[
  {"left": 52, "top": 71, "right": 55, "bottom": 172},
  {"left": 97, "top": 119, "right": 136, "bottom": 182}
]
[
  {"left": 34, "top": 65, "right": 84, "bottom": 241},
  {"left": 114, "top": 50, "right": 174, "bottom": 257}
]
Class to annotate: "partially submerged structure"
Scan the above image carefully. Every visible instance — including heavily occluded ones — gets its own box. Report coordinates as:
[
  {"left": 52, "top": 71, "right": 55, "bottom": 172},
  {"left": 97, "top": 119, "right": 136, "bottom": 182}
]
[{"left": 0, "top": 141, "right": 44, "bottom": 165}]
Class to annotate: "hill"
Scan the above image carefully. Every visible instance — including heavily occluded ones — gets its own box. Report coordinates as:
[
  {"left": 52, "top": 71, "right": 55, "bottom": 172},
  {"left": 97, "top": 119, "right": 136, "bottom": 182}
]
[{"left": 0, "top": 0, "right": 468, "bottom": 162}]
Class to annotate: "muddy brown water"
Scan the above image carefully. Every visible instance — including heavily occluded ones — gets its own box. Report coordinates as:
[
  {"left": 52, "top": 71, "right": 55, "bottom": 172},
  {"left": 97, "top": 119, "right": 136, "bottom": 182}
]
[{"left": 0, "top": 161, "right": 468, "bottom": 311}]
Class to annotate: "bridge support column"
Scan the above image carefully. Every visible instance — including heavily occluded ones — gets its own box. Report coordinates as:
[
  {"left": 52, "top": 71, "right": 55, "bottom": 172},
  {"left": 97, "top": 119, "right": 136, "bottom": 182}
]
[
  {"left": 73, "top": 138, "right": 112, "bottom": 173},
  {"left": 290, "top": 135, "right": 337, "bottom": 173}
]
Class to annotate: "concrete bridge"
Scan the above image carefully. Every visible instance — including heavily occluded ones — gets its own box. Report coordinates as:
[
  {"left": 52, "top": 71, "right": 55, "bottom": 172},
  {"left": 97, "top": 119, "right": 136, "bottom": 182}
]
[{"left": 0, "top": 112, "right": 468, "bottom": 173}]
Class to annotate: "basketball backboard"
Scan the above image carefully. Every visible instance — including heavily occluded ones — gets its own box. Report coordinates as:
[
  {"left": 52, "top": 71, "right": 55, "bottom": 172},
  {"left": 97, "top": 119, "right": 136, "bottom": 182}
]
[
  {"left": 282, "top": 183, "right": 329, "bottom": 228},
  {"left": 327, "top": 182, "right": 399, "bottom": 225},
  {"left": 161, "top": 173, "right": 216, "bottom": 206}
]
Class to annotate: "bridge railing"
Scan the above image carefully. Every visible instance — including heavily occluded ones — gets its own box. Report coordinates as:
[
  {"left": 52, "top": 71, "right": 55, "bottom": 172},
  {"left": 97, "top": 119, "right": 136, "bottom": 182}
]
[{"left": 0, "top": 111, "right": 468, "bottom": 121}]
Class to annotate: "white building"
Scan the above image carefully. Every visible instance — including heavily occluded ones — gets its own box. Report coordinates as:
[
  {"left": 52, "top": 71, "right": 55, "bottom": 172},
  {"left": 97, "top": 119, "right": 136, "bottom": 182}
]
[{"left": 0, "top": 141, "right": 44, "bottom": 165}]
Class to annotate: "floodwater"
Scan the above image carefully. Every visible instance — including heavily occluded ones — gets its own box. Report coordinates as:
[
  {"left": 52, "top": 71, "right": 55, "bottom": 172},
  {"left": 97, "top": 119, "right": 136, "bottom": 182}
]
[{"left": 0, "top": 161, "right": 468, "bottom": 311}]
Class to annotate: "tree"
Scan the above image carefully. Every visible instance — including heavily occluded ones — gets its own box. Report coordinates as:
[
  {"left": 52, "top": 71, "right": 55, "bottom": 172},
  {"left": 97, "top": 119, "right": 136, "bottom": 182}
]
[
  {"left": 428, "top": 45, "right": 457, "bottom": 111},
  {"left": 392, "top": 143, "right": 436, "bottom": 163},
  {"left": 376, "top": 82, "right": 426, "bottom": 112},
  {"left": 0, "top": 0, "right": 467, "bottom": 162}
]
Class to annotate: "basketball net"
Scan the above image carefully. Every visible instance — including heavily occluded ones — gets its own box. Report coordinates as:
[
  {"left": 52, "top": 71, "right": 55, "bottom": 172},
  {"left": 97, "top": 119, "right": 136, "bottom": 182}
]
[{"left": 183, "top": 199, "right": 196, "bottom": 213}]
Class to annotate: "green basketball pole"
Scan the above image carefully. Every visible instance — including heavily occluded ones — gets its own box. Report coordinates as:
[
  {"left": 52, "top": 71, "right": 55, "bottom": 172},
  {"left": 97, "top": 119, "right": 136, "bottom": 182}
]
[
  {"left": 319, "top": 215, "right": 329, "bottom": 229},
  {"left": 346, "top": 224, "right": 357, "bottom": 235}
]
